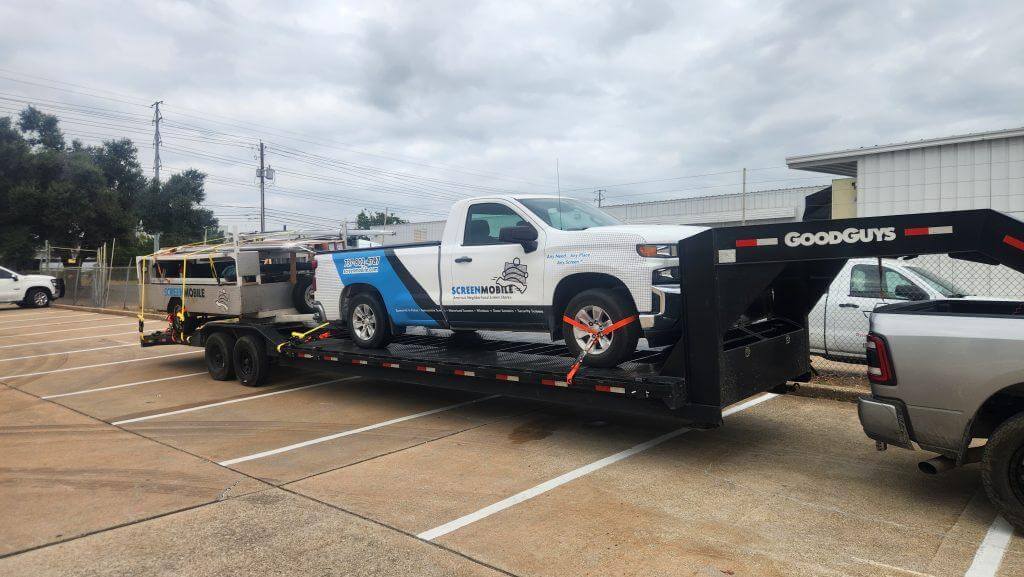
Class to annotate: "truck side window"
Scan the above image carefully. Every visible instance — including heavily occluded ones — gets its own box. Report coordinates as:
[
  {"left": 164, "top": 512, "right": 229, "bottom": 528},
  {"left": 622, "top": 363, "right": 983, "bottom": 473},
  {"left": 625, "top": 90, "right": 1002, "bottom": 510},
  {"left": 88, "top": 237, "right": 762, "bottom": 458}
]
[
  {"left": 463, "top": 203, "right": 525, "bottom": 246},
  {"left": 0, "top": 268, "right": 12, "bottom": 279},
  {"left": 849, "top": 264, "right": 918, "bottom": 299}
]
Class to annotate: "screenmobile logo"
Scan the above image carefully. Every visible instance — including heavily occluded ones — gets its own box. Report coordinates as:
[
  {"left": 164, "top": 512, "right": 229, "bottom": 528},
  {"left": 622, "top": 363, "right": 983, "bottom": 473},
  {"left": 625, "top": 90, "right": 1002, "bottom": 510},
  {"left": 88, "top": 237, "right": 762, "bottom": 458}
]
[{"left": 784, "top": 227, "right": 896, "bottom": 247}]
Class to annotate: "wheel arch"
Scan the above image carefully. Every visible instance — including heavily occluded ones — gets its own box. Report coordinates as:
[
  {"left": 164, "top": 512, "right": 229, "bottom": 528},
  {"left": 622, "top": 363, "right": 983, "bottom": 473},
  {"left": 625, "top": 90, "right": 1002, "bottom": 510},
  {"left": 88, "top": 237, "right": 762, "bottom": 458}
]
[
  {"left": 340, "top": 283, "right": 387, "bottom": 321},
  {"left": 548, "top": 272, "right": 633, "bottom": 339},
  {"left": 965, "top": 382, "right": 1024, "bottom": 459}
]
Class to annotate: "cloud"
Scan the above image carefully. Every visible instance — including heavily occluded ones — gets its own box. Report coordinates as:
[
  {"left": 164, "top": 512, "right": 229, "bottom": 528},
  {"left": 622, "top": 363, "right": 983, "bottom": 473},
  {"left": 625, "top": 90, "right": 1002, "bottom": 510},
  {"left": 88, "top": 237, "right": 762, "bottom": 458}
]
[{"left": 1, "top": 0, "right": 1022, "bottom": 229}]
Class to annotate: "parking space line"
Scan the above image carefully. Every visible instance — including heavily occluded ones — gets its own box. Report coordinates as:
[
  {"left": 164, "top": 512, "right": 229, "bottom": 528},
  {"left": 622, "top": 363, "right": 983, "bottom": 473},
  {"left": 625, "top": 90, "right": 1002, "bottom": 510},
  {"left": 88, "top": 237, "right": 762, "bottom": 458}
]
[
  {"left": 0, "top": 322, "right": 136, "bottom": 338},
  {"left": 0, "top": 331, "right": 137, "bottom": 349},
  {"left": 218, "top": 394, "right": 500, "bottom": 466},
  {"left": 42, "top": 372, "right": 210, "bottom": 399},
  {"left": 0, "top": 350, "right": 201, "bottom": 380},
  {"left": 0, "top": 317, "right": 112, "bottom": 329},
  {"left": 0, "top": 313, "right": 99, "bottom": 323},
  {"left": 965, "top": 515, "right": 1013, "bottom": 577},
  {"left": 417, "top": 392, "right": 778, "bottom": 541},
  {"left": 0, "top": 343, "right": 137, "bottom": 362},
  {"left": 111, "top": 376, "right": 359, "bottom": 426}
]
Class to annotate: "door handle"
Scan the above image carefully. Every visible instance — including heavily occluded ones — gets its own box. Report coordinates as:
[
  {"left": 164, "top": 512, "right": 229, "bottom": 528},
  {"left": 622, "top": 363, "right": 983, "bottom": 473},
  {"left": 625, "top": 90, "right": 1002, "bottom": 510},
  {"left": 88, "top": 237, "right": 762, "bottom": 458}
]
[
  {"left": 454, "top": 256, "right": 472, "bottom": 264},
  {"left": 838, "top": 303, "right": 859, "bottom": 308}
]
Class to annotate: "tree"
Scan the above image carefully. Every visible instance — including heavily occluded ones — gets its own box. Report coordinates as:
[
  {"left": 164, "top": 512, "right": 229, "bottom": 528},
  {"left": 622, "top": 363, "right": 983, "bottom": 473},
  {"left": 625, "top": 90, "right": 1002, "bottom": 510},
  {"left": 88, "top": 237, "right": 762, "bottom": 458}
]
[
  {"left": 357, "top": 209, "right": 407, "bottom": 229},
  {"left": 17, "top": 105, "right": 65, "bottom": 150},
  {"left": 138, "top": 169, "right": 219, "bottom": 247}
]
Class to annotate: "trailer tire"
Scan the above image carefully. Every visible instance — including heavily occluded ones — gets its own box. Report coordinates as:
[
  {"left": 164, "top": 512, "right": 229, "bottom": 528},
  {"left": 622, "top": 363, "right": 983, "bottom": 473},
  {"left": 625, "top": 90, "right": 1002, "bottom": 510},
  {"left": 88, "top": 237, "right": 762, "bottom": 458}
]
[
  {"left": 205, "top": 332, "right": 236, "bottom": 381},
  {"left": 982, "top": 411, "right": 1024, "bottom": 531},
  {"left": 233, "top": 335, "right": 270, "bottom": 387},
  {"left": 347, "top": 292, "right": 392, "bottom": 349},
  {"left": 563, "top": 289, "right": 640, "bottom": 368},
  {"left": 292, "top": 275, "right": 315, "bottom": 314}
]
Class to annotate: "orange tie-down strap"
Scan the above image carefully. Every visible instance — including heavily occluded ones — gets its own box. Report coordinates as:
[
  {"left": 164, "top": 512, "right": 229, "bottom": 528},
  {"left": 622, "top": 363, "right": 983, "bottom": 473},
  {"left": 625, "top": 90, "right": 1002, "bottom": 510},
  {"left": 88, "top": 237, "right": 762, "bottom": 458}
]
[{"left": 561, "top": 314, "right": 637, "bottom": 384}]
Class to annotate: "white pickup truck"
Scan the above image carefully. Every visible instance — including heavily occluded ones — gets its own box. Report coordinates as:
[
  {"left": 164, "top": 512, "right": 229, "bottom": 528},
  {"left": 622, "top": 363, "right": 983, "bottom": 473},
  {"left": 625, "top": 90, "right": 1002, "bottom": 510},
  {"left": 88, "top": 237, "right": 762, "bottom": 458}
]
[
  {"left": 314, "top": 196, "right": 704, "bottom": 367},
  {"left": 0, "top": 266, "right": 64, "bottom": 308},
  {"left": 807, "top": 257, "right": 977, "bottom": 361}
]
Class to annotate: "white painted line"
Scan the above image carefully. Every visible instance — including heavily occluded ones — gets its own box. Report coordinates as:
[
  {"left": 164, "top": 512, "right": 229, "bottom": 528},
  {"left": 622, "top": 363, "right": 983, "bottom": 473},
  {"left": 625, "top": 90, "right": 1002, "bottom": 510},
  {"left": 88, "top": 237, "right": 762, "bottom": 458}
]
[
  {"left": 0, "top": 312, "right": 99, "bottom": 323},
  {"left": 219, "top": 394, "right": 500, "bottom": 466},
  {"left": 0, "top": 350, "right": 200, "bottom": 380},
  {"left": 965, "top": 515, "right": 1014, "bottom": 577},
  {"left": 0, "top": 343, "right": 137, "bottom": 362},
  {"left": 112, "top": 376, "right": 358, "bottom": 426},
  {"left": 42, "top": 372, "right": 209, "bottom": 399},
  {"left": 0, "top": 322, "right": 136, "bottom": 338},
  {"left": 417, "top": 393, "right": 777, "bottom": 541},
  {"left": 0, "top": 331, "right": 137, "bottom": 349},
  {"left": 0, "top": 317, "right": 110, "bottom": 329}
]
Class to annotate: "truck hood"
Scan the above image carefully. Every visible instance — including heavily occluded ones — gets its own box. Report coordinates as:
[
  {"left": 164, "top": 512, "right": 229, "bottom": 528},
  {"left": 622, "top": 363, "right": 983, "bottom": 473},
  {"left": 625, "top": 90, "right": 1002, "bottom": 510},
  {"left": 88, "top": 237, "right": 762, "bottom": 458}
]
[
  {"left": 21, "top": 274, "right": 56, "bottom": 283},
  {"left": 585, "top": 224, "right": 708, "bottom": 243}
]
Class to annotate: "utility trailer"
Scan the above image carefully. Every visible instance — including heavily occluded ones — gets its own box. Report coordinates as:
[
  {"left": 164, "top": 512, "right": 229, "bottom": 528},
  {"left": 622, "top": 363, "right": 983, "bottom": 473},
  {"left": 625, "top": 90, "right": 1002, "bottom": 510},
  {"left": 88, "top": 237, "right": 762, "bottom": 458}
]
[{"left": 162, "top": 209, "right": 1024, "bottom": 426}]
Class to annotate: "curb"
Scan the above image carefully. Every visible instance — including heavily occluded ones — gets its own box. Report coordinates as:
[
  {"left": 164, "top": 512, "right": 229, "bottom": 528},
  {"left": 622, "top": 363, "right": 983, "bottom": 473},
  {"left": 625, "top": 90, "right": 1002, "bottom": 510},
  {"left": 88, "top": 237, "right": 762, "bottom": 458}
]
[
  {"left": 787, "top": 381, "right": 865, "bottom": 403},
  {"left": 53, "top": 303, "right": 165, "bottom": 321}
]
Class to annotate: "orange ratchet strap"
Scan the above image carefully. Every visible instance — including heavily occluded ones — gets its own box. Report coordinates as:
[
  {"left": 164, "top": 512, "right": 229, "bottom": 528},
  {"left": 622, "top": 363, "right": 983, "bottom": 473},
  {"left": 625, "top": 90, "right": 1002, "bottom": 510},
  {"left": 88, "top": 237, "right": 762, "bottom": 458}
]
[{"left": 561, "top": 314, "right": 637, "bottom": 384}]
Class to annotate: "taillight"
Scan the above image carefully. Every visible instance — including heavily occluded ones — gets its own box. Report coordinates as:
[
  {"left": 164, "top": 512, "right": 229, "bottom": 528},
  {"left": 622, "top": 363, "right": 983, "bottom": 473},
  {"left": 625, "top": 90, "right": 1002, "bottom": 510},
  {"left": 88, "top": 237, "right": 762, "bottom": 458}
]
[{"left": 866, "top": 333, "right": 895, "bottom": 385}]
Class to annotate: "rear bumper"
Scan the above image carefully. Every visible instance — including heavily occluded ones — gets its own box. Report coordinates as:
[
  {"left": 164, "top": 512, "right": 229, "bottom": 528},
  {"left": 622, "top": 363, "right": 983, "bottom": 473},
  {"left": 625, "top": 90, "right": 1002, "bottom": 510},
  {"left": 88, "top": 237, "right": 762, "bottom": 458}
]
[{"left": 858, "top": 395, "right": 913, "bottom": 449}]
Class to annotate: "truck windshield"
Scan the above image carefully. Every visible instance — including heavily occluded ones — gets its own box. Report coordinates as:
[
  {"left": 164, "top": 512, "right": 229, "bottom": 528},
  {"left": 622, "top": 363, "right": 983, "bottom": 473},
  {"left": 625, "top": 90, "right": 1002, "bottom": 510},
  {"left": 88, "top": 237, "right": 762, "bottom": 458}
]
[
  {"left": 905, "top": 265, "right": 970, "bottom": 297},
  {"left": 517, "top": 198, "right": 621, "bottom": 231}
]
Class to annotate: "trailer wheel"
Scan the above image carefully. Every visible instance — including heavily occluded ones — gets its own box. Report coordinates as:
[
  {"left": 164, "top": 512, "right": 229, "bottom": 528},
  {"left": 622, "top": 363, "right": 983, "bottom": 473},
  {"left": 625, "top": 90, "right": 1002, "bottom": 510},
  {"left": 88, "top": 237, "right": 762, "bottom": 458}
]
[
  {"left": 982, "top": 412, "right": 1024, "bottom": 530},
  {"left": 292, "top": 275, "right": 315, "bottom": 314},
  {"left": 348, "top": 292, "right": 392, "bottom": 349},
  {"left": 205, "top": 332, "right": 236, "bottom": 381},
  {"left": 563, "top": 289, "right": 640, "bottom": 368},
  {"left": 233, "top": 335, "right": 270, "bottom": 387}
]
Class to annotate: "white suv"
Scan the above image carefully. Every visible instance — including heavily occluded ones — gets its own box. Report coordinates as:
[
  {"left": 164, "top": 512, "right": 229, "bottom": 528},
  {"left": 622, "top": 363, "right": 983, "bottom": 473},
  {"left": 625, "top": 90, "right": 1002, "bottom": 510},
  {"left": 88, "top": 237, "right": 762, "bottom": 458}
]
[{"left": 0, "top": 266, "right": 64, "bottom": 308}]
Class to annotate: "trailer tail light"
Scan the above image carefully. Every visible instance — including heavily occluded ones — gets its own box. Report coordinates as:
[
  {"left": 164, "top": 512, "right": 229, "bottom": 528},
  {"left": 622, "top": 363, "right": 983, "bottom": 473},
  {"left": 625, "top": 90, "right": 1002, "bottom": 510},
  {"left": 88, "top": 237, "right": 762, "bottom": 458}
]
[{"left": 866, "top": 333, "right": 895, "bottom": 385}]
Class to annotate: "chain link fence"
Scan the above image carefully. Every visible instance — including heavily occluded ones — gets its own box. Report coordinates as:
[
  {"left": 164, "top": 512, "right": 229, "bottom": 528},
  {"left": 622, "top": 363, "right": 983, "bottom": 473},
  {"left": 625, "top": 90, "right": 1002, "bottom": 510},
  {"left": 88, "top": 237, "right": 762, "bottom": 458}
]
[
  {"left": 30, "top": 266, "right": 142, "bottom": 311},
  {"left": 810, "top": 256, "right": 1024, "bottom": 388}
]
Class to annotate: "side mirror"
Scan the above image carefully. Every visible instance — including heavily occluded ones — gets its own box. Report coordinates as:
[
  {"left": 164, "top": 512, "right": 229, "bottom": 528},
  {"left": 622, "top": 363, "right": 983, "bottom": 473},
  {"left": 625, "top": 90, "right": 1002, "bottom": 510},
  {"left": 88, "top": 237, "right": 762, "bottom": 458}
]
[
  {"left": 498, "top": 225, "right": 539, "bottom": 253},
  {"left": 10, "top": 275, "right": 18, "bottom": 282},
  {"left": 894, "top": 284, "right": 928, "bottom": 301}
]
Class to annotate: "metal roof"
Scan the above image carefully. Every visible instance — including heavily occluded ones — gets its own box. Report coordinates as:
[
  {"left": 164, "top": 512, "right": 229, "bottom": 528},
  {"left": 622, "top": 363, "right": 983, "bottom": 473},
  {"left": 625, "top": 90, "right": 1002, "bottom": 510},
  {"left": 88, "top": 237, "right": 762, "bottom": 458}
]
[{"left": 786, "top": 125, "right": 1024, "bottom": 176}]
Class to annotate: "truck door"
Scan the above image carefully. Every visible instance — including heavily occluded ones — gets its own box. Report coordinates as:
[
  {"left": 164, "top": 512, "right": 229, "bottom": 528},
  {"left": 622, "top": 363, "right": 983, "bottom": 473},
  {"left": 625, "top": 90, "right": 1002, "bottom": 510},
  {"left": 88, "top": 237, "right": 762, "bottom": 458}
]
[
  {"left": 826, "top": 263, "right": 923, "bottom": 358},
  {"left": 0, "top": 267, "right": 17, "bottom": 301},
  {"left": 443, "top": 201, "right": 547, "bottom": 329}
]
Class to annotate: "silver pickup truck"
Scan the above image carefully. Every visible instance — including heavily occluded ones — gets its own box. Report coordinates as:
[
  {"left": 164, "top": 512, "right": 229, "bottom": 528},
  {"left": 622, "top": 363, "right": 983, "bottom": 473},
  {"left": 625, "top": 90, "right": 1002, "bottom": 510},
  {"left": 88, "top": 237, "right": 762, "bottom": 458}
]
[{"left": 859, "top": 299, "right": 1024, "bottom": 528}]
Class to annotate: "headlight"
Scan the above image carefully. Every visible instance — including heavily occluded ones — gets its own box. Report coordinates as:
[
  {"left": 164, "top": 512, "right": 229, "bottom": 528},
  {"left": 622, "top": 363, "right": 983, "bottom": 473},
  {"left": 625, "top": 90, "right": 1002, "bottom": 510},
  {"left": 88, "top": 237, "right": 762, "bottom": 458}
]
[
  {"left": 653, "top": 267, "right": 679, "bottom": 284},
  {"left": 636, "top": 244, "right": 677, "bottom": 258}
]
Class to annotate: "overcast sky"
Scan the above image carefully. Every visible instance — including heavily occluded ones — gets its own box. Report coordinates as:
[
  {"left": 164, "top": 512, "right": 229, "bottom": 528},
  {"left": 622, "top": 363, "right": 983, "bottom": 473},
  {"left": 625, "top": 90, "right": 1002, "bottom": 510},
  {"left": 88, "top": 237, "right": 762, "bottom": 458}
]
[{"left": 1, "top": 0, "right": 1022, "bottom": 230}]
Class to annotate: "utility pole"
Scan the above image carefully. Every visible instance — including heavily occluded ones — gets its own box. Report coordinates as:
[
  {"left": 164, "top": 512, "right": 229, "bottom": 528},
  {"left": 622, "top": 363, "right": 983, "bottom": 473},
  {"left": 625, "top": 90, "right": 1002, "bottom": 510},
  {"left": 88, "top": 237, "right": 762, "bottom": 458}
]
[
  {"left": 150, "top": 101, "right": 163, "bottom": 187},
  {"left": 258, "top": 140, "right": 266, "bottom": 233},
  {"left": 740, "top": 167, "right": 747, "bottom": 225},
  {"left": 594, "top": 189, "right": 607, "bottom": 207}
]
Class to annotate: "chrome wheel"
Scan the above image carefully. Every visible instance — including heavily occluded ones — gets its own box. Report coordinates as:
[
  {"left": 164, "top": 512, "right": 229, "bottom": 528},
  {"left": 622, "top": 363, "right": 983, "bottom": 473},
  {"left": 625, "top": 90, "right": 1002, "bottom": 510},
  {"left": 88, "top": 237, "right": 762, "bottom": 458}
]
[
  {"left": 32, "top": 291, "right": 48, "bottom": 307},
  {"left": 572, "top": 305, "right": 613, "bottom": 355},
  {"left": 352, "top": 303, "right": 376, "bottom": 341},
  {"left": 304, "top": 284, "right": 316, "bottom": 309}
]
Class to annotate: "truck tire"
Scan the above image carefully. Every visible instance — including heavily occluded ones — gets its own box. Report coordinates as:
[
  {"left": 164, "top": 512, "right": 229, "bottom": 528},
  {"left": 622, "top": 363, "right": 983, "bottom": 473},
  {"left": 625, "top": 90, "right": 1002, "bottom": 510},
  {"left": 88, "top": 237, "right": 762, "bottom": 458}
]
[
  {"left": 233, "top": 335, "right": 270, "bottom": 387},
  {"left": 347, "top": 292, "right": 392, "bottom": 349},
  {"left": 563, "top": 289, "right": 640, "bottom": 368},
  {"left": 25, "top": 288, "right": 50, "bottom": 308},
  {"left": 292, "top": 275, "right": 315, "bottom": 314},
  {"left": 982, "top": 412, "right": 1024, "bottom": 530},
  {"left": 205, "top": 332, "right": 236, "bottom": 381}
]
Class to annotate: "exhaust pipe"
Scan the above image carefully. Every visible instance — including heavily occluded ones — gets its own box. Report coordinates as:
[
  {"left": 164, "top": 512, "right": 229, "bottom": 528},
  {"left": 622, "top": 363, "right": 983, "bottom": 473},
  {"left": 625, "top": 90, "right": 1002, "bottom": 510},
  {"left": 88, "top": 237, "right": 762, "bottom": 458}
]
[{"left": 919, "top": 455, "right": 956, "bottom": 475}]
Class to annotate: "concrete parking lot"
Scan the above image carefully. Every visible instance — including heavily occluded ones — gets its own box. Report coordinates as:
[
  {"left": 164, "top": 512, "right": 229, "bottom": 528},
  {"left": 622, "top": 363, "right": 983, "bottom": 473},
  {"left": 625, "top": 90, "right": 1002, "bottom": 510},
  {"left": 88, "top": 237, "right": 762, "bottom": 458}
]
[{"left": 0, "top": 306, "right": 1020, "bottom": 577}]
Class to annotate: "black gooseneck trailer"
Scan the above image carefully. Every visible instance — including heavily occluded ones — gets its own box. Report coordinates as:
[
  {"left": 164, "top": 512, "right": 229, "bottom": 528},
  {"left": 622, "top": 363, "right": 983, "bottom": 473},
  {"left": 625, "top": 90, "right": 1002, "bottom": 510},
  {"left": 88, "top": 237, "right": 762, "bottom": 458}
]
[{"left": 182, "top": 209, "right": 1024, "bottom": 427}]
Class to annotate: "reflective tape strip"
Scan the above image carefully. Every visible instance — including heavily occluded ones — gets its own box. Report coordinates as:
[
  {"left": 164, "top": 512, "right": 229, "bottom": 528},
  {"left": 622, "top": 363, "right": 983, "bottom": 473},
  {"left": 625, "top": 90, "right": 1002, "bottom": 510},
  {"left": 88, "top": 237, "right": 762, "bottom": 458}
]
[
  {"left": 905, "top": 226, "right": 953, "bottom": 236},
  {"left": 735, "top": 237, "right": 778, "bottom": 248},
  {"left": 382, "top": 362, "right": 400, "bottom": 369},
  {"left": 594, "top": 385, "right": 626, "bottom": 394},
  {"left": 454, "top": 369, "right": 475, "bottom": 377},
  {"left": 416, "top": 366, "right": 437, "bottom": 372},
  {"left": 1004, "top": 235, "right": 1024, "bottom": 251},
  {"left": 541, "top": 378, "right": 569, "bottom": 387},
  {"left": 496, "top": 374, "right": 519, "bottom": 381},
  {"left": 351, "top": 359, "right": 368, "bottom": 365}
]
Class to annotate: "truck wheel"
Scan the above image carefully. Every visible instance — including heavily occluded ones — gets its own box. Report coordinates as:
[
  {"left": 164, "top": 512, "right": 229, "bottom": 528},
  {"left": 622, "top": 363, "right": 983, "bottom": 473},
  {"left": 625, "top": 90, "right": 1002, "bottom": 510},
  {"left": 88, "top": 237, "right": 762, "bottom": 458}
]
[
  {"left": 982, "top": 412, "right": 1024, "bottom": 530},
  {"left": 233, "top": 335, "right": 270, "bottom": 387},
  {"left": 292, "top": 276, "right": 315, "bottom": 314},
  {"left": 563, "top": 289, "right": 640, "bottom": 368},
  {"left": 348, "top": 292, "right": 392, "bottom": 349},
  {"left": 205, "top": 332, "right": 236, "bottom": 381},
  {"left": 25, "top": 288, "right": 50, "bottom": 308}
]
